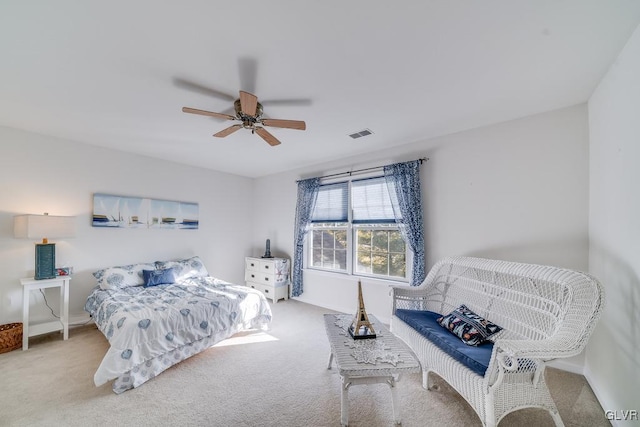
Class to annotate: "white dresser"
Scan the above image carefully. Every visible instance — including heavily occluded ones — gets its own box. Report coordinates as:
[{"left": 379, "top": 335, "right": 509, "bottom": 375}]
[{"left": 244, "top": 257, "right": 290, "bottom": 303}]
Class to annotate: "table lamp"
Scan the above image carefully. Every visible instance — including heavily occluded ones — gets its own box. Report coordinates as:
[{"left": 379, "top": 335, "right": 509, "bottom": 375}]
[{"left": 14, "top": 213, "right": 76, "bottom": 280}]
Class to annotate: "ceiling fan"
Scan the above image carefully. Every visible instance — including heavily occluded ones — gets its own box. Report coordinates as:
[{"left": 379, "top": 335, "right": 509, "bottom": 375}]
[{"left": 181, "top": 90, "right": 306, "bottom": 146}]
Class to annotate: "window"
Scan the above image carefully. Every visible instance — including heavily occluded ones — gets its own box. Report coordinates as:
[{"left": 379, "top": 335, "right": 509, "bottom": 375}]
[
  {"left": 308, "top": 177, "right": 410, "bottom": 281},
  {"left": 309, "top": 182, "right": 349, "bottom": 271}
]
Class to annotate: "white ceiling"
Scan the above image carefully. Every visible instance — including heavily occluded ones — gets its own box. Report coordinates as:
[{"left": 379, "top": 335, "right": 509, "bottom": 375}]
[{"left": 1, "top": 1, "right": 639, "bottom": 178}]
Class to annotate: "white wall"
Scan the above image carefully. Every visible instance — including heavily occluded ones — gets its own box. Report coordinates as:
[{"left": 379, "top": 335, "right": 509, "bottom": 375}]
[
  {"left": 252, "top": 104, "right": 590, "bottom": 333},
  {"left": 587, "top": 23, "right": 640, "bottom": 424},
  {"left": 0, "top": 126, "right": 254, "bottom": 325}
]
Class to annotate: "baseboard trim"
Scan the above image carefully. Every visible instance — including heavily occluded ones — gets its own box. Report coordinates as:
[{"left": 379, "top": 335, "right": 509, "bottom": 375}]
[
  {"left": 584, "top": 364, "right": 619, "bottom": 427},
  {"left": 68, "top": 312, "right": 92, "bottom": 328},
  {"left": 547, "top": 358, "right": 584, "bottom": 375}
]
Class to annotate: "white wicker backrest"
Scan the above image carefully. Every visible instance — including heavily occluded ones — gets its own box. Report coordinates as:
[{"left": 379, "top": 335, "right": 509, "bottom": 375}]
[{"left": 420, "top": 257, "right": 605, "bottom": 350}]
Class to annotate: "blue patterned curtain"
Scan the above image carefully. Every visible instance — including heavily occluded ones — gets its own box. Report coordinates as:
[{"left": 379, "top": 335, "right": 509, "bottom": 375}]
[
  {"left": 291, "top": 177, "right": 321, "bottom": 297},
  {"left": 384, "top": 160, "right": 426, "bottom": 286}
]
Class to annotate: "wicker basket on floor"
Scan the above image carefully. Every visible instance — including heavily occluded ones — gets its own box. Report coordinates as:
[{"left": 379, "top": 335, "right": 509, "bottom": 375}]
[{"left": 0, "top": 323, "right": 23, "bottom": 354}]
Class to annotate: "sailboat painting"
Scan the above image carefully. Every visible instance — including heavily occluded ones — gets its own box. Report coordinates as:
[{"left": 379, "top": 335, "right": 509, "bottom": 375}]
[{"left": 92, "top": 193, "right": 199, "bottom": 229}]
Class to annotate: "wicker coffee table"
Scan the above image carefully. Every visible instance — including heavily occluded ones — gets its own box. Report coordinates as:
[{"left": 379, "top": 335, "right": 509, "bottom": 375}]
[{"left": 324, "top": 313, "right": 421, "bottom": 426}]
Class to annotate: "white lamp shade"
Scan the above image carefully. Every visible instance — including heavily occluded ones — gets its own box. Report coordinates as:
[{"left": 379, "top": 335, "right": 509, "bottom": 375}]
[{"left": 14, "top": 214, "right": 76, "bottom": 240}]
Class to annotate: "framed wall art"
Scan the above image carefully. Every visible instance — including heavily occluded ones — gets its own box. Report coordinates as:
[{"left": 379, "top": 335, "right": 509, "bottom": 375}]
[{"left": 92, "top": 193, "right": 199, "bottom": 229}]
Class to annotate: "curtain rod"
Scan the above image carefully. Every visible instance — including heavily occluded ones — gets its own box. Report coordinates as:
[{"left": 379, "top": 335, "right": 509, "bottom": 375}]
[{"left": 297, "top": 157, "right": 428, "bottom": 183}]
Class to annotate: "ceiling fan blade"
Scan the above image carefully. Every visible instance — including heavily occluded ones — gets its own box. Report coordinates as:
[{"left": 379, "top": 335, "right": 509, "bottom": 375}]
[
  {"left": 262, "top": 119, "right": 306, "bottom": 130},
  {"left": 173, "top": 78, "right": 235, "bottom": 101},
  {"left": 238, "top": 57, "right": 257, "bottom": 94},
  {"left": 214, "top": 124, "right": 243, "bottom": 138},
  {"left": 239, "top": 91, "right": 258, "bottom": 116},
  {"left": 182, "top": 107, "right": 236, "bottom": 121},
  {"left": 255, "top": 127, "right": 281, "bottom": 146}
]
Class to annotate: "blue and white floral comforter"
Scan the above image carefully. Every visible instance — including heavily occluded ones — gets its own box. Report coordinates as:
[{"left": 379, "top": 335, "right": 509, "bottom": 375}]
[{"left": 84, "top": 276, "right": 272, "bottom": 392}]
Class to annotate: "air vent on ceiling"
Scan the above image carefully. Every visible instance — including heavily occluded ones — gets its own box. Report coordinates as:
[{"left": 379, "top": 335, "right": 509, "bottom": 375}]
[{"left": 349, "top": 129, "right": 373, "bottom": 139}]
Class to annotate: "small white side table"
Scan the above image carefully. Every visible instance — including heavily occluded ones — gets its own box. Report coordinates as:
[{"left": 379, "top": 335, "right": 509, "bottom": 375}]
[{"left": 20, "top": 276, "right": 70, "bottom": 350}]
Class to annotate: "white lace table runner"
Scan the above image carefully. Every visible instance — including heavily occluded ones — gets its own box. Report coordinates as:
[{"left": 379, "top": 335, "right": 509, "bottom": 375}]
[{"left": 333, "top": 314, "right": 401, "bottom": 366}]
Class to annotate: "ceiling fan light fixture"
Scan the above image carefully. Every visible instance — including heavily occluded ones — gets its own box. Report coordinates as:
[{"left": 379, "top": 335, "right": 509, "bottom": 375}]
[{"left": 234, "top": 99, "right": 263, "bottom": 118}]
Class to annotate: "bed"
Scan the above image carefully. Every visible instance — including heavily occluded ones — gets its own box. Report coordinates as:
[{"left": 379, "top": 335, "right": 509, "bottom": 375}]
[{"left": 84, "top": 256, "right": 272, "bottom": 394}]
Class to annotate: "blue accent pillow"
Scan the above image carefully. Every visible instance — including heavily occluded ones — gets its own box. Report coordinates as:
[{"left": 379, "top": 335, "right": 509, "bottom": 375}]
[
  {"left": 142, "top": 268, "right": 177, "bottom": 287},
  {"left": 437, "top": 305, "right": 502, "bottom": 346}
]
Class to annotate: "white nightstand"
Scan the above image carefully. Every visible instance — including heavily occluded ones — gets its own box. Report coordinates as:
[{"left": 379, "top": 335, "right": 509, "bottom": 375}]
[
  {"left": 20, "top": 276, "right": 70, "bottom": 350},
  {"left": 244, "top": 257, "right": 290, "bottom": 303}
]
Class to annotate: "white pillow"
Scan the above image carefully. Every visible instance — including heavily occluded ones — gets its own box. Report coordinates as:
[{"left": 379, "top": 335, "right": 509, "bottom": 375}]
[
  {"left": 155, "top": 256, "right": 209, "bottom": 282},
  {"left": 93, "top": 262, "right": 156, "bottom": 290}
]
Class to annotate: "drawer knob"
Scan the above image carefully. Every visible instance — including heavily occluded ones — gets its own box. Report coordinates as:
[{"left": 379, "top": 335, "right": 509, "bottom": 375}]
[
  {"left": 264, "top": 289, "right": 269, "bottom": 293},
  {"left": 265, "top": 277, "right": 269, "bottom": 281}
]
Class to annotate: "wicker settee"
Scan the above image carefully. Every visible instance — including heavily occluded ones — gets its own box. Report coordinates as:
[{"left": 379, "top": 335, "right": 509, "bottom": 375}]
[{"left": 391, "top": 256, "right": 604, "bottom": 427}]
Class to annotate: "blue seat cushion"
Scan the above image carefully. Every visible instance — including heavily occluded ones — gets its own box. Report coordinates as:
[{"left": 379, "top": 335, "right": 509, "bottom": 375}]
[{"left": 395, "top": 309, "right": 493, "bottom": 376}]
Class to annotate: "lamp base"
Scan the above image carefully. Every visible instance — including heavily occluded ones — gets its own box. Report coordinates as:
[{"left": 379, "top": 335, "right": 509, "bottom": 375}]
[{"left": 35, "top": 243, "right": 56, "bottom": 280}]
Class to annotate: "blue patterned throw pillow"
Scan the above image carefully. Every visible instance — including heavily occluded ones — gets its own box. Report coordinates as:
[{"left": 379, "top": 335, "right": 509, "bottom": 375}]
[
  {"left": 142, "top": 268, "right": 177, "bottom": 287},
  {"left": 437, "top": 304, "right": 502, "bottom": 346}
]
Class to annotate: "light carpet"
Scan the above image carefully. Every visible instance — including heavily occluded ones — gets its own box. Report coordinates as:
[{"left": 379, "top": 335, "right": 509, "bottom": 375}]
[{"left": 0, "top": 300, "right": 609, "bottom": 427}]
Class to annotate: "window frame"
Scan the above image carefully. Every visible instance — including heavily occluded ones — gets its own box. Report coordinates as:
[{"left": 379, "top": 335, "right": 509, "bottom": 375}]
[{"left": 305, "top": 175, "right": 411, "bottom": 283}]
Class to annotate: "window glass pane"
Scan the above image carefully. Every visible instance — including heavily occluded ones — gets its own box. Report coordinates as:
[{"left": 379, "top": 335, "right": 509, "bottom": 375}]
[
  {"left": 311, "top": 182, "right": 348, "bottom": 222},
  {"left": 312, "top": 230, "right": 322, "bottom": 248},
  {"left": 388, "top": 230, "right": 405, "bottom": 252},
  {"left": 352, "top": 177, "right": 396, "bottom": 223},
  {"left": 356, "top": 252, "right": 371, "bottom": 273},
  {"left": 356, "top": 229, "right": 370, "bottom": 274},
  {"left": 312, "top": 248, "right": 322, "bottom": 267},
  {"left": 322, "top": 251, "right": 333, "bottom": 268},
  {"left": 322, "top": 230, "right": 334, "bottom": 249},
  {"left": 335, "top": 230, "right": 347, "bottom": 248},
  {"left": 372, "top": 253, "right": 389, "bottom": 275},
  {"left": 336, "top": 249, "right": 347, "bottom": 270},
  {"left": 357, "top": 229, "right": 371, "bottom": 252},
  {"left": 321, "top": 249, "right": 333, "bottom": 267},
  {"left": 372, "top": 230, "right": 388, "bottom": 252},
  {"left": 389, "top": 253, "right": 406, "bottom": 278}
]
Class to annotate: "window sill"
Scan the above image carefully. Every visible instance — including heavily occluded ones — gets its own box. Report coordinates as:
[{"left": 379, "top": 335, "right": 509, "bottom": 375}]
[{"left": 304, "top": 267, "right": 410, "bottom": 288}]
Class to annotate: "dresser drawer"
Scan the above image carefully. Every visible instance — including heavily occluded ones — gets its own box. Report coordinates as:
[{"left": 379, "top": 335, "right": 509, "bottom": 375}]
[
  {"left": 262, "top": 259, "right": 290, "bottom": 280},
  {"left": 245, "top": 258, "right": 260, "bottom": 272},
  {"left": 245, "top": 270, "right": 260, "bottom": 282},
  {"left": 245, "top": 271, "right": 284, "bottom": 286},
  {"left": 259, "top": 260, "right": 275, "bottom": 273},
  {"left": 245, "top": 281, "right": 289, "bottom": 303},
  {"left": 245, "top": 281, "right": 266, "bottom": 293}
]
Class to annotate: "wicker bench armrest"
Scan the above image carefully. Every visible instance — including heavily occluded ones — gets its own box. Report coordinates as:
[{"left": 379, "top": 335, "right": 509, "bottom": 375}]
[
  {"left": 390, "top": 285, "right": 430, "bottom": 312},
  {"left": 494, "top": 336, "right": 580, "bottom": 361},
  {"left": 390, "top": 285, "right": 427, "bottom": 299}
]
